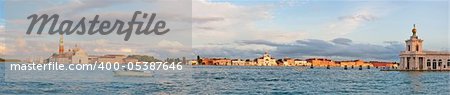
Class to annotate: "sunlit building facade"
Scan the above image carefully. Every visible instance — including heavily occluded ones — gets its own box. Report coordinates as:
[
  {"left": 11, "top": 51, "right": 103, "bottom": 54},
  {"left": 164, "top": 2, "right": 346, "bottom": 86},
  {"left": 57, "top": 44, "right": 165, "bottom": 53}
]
[
  {"left": 399, "top": 25, "right": 450, "bottom": 70},
  {"left": 47, "top": 35, "right": 89, "bottom": 64},
  {"left": 256, "top": 51, "right": 277, "bottom": 66}
]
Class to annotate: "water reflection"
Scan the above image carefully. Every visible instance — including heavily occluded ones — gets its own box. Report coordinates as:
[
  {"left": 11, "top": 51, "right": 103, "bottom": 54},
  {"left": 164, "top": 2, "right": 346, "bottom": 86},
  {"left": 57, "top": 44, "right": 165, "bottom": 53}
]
[
  {"left": 405, "top": 72, "right": 423, "bottom": 93},
  {"left": 1, "top": 65, "right": 449, "bottom": 94}
]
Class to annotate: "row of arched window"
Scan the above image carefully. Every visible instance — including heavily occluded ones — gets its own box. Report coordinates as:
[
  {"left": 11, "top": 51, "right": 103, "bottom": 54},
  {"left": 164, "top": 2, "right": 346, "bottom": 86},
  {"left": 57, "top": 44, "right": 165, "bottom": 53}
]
[{"left": 426, "top": 59, "right": 450, "bottom": 69}]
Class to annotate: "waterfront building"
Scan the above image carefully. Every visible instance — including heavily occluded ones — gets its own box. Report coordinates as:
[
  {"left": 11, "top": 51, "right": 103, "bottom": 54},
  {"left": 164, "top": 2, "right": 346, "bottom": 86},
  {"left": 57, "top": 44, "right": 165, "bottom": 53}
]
[
  {"left": 246, "top": 59, "right": 257, "bottom": 66},
  {"left": 399, "top": 24, "right": 450, "bottom": 70},
  {"left": 231, "top": 59, "right": 246, "bottom": 66},
  {"left": 256, "top": 51, "right": 277, "bottom": 66},
  {"left": 306, "top": 58, "right": 337, "bottom": 67},
  {"left": 88, "top": 55, "right": 100, "bottom": 63},
  {"left": 200, "top": 58, "right": 213, "bottom": 65},
  {"left": 337, "top": 60, "right": 373, "bottom": 68},
  {"left": 97, "top": 54, "right": 127, "bottom": 63},
  {"left": 70, "top": 45, "right": 89, "bottom": 64},
  {"left": 123, "top": 57, "right": 139, "bottom": 63},
  {"left": 45, "top": 35, "right": 141, "bottom": 64},
  {"left": 294, "top": 59, "right": 309, "bottom": 66},
  {"left": 369, "top": 61, "right": 398, "bottom": 69},
  {"left": 46, "top": 35, "right": 89, "bottom": 64},
  {"left": 215, "top": 58, "right": 232, "bottom": 66},
  {"left": 280, "top": 58, "right": 308, "bottom": 66},
  {"left": 189, "top": 60, "right": 198, "bottom": 65},
  {"left": 281, "top": 58, "right": 295, "bottom": 66},
  {"left": 24, "top": 56, "right": 45, "bottom": 63},
  {"left": 200, "top": 58, "right": 232, "bottom": 65},
  {"left": 95, "top": 54, "right": 139, "bottom": 64}
]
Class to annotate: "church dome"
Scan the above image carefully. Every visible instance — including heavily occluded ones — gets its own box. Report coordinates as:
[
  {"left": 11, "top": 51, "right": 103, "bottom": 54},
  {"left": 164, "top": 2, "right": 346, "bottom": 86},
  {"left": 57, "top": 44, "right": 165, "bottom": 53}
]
[
  {"left": 74, "top": 49, "right": 87, "bottom": 56},
  {"left": 412, "top": 24, "right": 417, "bottom": 35}
]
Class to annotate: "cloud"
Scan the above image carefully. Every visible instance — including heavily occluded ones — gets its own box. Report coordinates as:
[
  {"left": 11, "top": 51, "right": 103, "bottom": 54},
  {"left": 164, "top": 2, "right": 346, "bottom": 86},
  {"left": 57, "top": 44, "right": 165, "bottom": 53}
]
[
  {"left": 4, "top": 0, "right": 193, "bottom": 59},
  {"left": 2, "top": 36, "right": 56, "bottom": 58},
  {"left": 93, "top": 48, "right": 135, "bottom": 54},
  {"left": 326, "top": 8, "right": 378, "bottom": 36},
  {"left": 331, "top": 38, "right": 352, "bottom": 45},
  {"left": 0, "top": 46, "right": 5, "bottom": 55},
  {"left": 155, "top": 40, "right": 189, "bottom": 54},
  {"left": 0, "top": 25, "right": 4, "bottom": 33},
  {"left": 237, "top": 40, "right": 279, "bottom": 46},
  {"left": 279, "top": 0, "right": 310, "bottom": 8},
  {"left": 0, "top": 21, "right": 5, "bottom": 56},
  {"left": 286, "top": 38, "right": 402, "bottom": 61},
  {"left": 195, "top": 38, "right": 403, "bottom": 61},
  {"left": 193, "top": 44, "right": 272, "bottom": 58},
  {"left": 192, "top": 0, "right": 275, "bottom": 43},
  {"left": 338, "top": 13, "right": 376, "bottom": 22},
  {"left": 192, "top": 16, "right": 225, "bottom": 24},
  {"left": 37, "top": 0, "right": 132, "bottom": 15},
  {"left": 16, "top": 36, "right": 26, "bottom": 48},
  {"left": 191, "top": 0, "right": 312, "bottom": 44}
]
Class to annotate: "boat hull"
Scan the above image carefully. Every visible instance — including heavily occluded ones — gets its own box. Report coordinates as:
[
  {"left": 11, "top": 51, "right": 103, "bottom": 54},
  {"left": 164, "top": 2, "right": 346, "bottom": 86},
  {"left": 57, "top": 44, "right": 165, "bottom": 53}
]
[{"left": 113, "top": 71, "right": 152, "bottom": 77}]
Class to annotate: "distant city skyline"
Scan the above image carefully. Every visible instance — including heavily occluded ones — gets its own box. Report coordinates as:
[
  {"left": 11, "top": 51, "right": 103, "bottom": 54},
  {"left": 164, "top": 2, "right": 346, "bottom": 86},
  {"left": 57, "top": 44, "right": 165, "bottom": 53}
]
[{"left": 0, "top": 0, "right": 449, "bottom": 62}]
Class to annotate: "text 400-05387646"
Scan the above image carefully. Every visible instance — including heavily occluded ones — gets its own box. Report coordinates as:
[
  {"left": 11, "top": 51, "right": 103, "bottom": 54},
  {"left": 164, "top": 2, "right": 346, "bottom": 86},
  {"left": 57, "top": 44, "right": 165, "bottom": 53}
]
[{"left": 96, "top": 61, "right": 183, "bottom": 71}]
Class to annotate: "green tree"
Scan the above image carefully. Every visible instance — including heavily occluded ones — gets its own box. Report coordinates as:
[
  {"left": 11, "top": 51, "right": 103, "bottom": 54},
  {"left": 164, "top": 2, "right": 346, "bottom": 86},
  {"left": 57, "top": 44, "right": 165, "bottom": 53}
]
[{"left": 128, "top": 55, "right": 161, "bottom": 62}]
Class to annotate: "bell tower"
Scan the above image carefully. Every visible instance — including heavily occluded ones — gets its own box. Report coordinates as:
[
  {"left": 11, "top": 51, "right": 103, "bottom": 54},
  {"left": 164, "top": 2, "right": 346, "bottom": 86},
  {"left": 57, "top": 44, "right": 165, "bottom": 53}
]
[
  {"left": 59, "top": 34, "right": 64, "bottom": 54},
  {"left": 405, "top": 24, "right": 423, "bottom": 52}
]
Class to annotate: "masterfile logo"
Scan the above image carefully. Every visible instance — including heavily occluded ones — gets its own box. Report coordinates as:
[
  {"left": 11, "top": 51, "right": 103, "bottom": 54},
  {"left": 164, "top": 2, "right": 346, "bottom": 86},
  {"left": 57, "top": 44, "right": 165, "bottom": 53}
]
[{"left": 26, "top": 11, "right": 170, "bottom": 41}]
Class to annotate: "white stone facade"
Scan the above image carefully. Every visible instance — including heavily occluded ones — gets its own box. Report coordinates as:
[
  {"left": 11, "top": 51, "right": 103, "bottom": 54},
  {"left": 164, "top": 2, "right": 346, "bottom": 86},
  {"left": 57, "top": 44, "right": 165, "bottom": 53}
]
[{"left": 399, "top": 25, "right": 450, "bottom": 70}]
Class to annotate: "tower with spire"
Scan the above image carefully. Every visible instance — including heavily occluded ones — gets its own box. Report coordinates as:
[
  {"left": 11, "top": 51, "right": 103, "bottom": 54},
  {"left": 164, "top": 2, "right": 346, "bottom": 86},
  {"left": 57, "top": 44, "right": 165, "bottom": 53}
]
[
  {"left": 59, "top": 34, "right": 64, "bottom": 54},
  {"left": 47, "top": 34, "right": 90, "bottom": 64},
  {"left": 405, "top": 24, "right": 423, "bottom": 52},
  {"left": 400, "top": 24, "right": 424, "bottom": 70}
]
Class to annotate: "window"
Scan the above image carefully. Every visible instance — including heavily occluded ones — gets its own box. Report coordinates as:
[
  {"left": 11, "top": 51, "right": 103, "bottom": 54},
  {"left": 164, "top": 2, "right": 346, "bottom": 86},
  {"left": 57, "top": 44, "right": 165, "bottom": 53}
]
[
  {"left": 427, "top": 59, "right": 431, "bottom": 66},
  {"left": 407, "top": 45, "right": 411, "bottom": 51},
  {"left": 433, "top": 59, "right": 437, "bottom": 69},
  {"left": 416, "top": 45, "right": 419, "bottom": 51},
  {"left": 448, "top": 59, "right": 450, "bottom": 67},
  {"left": 438, "top": 59, "right": 442, "bottom": 66}
]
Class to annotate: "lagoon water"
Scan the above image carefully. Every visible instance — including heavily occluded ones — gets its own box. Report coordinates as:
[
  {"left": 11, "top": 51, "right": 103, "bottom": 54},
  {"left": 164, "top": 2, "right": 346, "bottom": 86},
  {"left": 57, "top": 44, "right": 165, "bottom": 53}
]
[{"left": 0, "top": 63, "right": 449, "bottom": 94}]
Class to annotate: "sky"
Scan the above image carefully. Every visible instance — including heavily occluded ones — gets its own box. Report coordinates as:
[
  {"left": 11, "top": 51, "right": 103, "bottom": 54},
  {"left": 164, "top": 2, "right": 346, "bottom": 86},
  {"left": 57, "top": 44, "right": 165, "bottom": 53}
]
[
  {"left": 0, "top": 0, "right": 449, "bottom": 62},
  {"left": 192, "top": 0, "right": 449, "bottom": 61}
]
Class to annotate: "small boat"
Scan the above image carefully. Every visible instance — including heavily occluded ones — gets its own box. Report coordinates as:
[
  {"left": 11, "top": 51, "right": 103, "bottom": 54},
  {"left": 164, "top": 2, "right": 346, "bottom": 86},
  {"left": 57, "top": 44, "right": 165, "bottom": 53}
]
[{"left": 113, "top": 68, "right": 152, "bottom": 77}]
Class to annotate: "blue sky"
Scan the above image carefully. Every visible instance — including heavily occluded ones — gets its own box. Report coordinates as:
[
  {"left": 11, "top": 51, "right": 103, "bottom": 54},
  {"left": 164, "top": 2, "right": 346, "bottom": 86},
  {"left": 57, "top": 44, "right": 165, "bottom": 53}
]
[
  {"left": 209, "top": 0, "right": 448, "bottom": 48},
  {"left": 0, "top": 0, "right": 3, "bottom": 23},
  {"left": 193, "top": 0, "right": 448, "bottom": 61}
]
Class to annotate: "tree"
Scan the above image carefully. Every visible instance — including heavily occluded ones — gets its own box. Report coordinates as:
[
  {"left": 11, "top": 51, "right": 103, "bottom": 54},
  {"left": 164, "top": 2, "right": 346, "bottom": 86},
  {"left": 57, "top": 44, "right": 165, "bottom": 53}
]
[{"left": 127, "top": 55, "right": 161, "bottom": 62}]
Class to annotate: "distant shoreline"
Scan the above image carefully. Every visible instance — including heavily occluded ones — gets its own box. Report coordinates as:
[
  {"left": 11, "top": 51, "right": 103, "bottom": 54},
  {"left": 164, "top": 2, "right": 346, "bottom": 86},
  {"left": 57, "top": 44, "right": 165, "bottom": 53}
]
[
  {"left": 0, "top": 58, "right": 21, "bottom": 63},
  {"left": 381, "top": 69, "right": 450, "bottom": 72}
]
